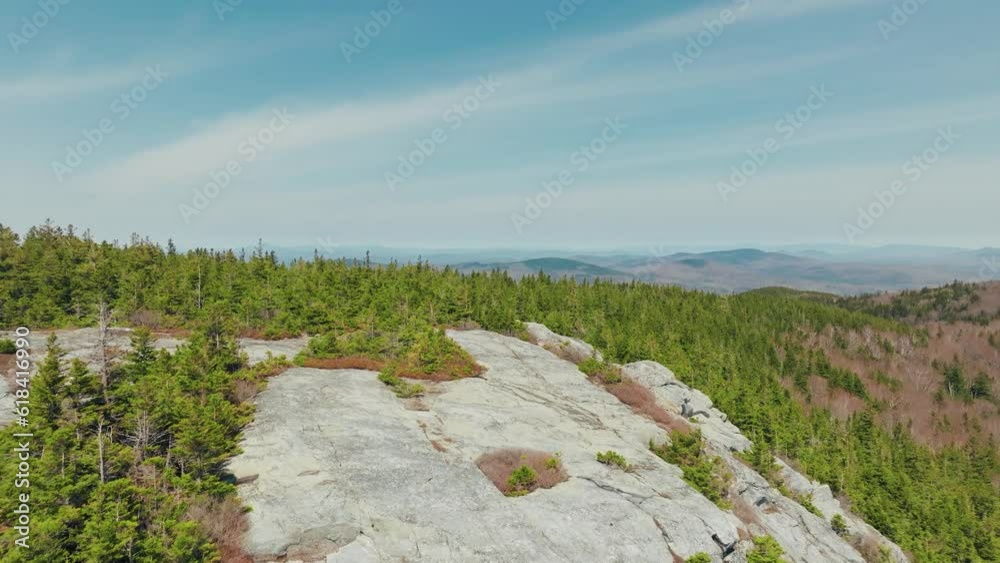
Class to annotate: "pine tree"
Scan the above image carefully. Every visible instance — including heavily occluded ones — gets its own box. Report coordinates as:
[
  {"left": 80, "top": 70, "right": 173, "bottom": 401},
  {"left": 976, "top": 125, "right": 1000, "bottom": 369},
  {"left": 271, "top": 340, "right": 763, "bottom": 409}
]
[{"left": 32, "top": 334, "right": 66, "bottom": 425}]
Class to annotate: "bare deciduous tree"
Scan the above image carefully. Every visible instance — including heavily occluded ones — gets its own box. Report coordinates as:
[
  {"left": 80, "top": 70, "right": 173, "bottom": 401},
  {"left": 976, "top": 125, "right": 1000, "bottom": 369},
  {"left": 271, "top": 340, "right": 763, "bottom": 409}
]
[{"left": 124, "top": 409, "right": 165, "bottom": 463}]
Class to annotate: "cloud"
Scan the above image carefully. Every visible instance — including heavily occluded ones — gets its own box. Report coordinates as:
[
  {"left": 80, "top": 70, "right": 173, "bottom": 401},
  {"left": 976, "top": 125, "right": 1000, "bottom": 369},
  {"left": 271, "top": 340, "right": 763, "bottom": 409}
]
[
  {"left": 0, "top": 67, "right": 143, "bottom": 101},
  {"left": 566, "top": 0, "right": 888, "bottom": 57},
  {"left": 75, "top": 77, "right": 493, "bottom": 194}
]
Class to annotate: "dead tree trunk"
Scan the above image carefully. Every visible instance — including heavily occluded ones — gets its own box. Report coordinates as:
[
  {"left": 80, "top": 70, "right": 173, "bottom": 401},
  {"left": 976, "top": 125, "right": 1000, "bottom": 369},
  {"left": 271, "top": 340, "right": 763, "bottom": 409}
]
[
  {"left": 97, "top": 301, "right": 112, "bottom": 405},
  {"left": 97, "top": 418, "right": 106, "bottom": 484}
]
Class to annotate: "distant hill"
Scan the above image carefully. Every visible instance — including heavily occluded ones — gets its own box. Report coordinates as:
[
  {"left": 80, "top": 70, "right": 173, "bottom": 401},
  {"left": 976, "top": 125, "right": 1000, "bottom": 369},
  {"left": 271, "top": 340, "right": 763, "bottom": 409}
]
[
  {"left": 267, "top": 243, "right": 1000, "bottom": 296},
  {"left": 456, "top": 258, "right": 632, "bottom": 283}
]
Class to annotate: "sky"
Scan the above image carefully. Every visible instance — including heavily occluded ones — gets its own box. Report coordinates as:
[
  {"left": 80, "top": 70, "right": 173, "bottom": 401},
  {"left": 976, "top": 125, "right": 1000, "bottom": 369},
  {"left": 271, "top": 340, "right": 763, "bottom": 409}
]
[{"left": 0, "top": 0, "right": 997, "bottom": 251}]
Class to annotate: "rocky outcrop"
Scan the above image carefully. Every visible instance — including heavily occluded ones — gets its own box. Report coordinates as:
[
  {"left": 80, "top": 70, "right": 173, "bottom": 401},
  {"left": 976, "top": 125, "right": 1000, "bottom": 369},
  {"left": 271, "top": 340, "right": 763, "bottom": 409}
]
[
  {"left": 623, "top": 361, "right": 751, "bottom": 453},
  {"left": 776, "top": 460, "right": 909, "bottom": 563},
  {"left": 524, "top": 322, "right": 603, "bottom": 362},
  {"left": 229, "top": 326, "right": 910, "bottom": 562},
  {"left": 231, "top": 330, "right": 749, "bottom": 562},
  {"left": 621, "top": 345, "right": 907, "bottom": 562},
  {"left": 7, "top": 325, "right": 907, "bottom": 561}
]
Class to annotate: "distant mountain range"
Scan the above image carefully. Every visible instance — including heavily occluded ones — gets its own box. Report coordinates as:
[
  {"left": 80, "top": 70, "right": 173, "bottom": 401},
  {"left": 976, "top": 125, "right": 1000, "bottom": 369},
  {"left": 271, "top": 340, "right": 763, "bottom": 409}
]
[
  {"left": 267, "top": 244, "right": 1000, "bottom": 295},
  {"left": 451, "top": 248, "right": 999, "bottom": 295}
]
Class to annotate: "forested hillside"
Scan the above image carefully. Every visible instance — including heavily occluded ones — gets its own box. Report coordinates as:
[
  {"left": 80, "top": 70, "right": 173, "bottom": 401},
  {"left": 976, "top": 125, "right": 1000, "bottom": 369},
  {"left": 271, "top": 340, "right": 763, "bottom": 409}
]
[
  {"left": 769, "top": 283, "right": 1000, "bottom": 447},
  {"left": 0, "top": 224, "right": 998, "bottom": 562}
]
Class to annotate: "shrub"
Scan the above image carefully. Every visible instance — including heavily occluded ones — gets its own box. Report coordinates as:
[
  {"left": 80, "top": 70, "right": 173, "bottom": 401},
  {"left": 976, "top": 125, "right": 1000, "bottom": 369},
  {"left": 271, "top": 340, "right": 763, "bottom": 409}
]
[
  {"left": 186, "top": 496, "right": 252, "bottom": 563},
  {"left": 797, "top": 493, "right": 824, "bottom": 518},
  {"left": 747, "top": 536, "right": 785, "bottom": 563},
  {"left": 579, "top": 356, "right": 623, "bottom": 384},
  {"left": 831, "top": 513, "right": 849, "bottom": 536},
  {"left": 508, "top": 465, "right": 537, "bottom": 494},
  {"left": 578, "top": 356, "right": 603, "bottom": 375},
  {"left": 476, "top": 449, "right": 568, "bottom": 496},
  {"left": 300, "top": 329, "right": 393, "bottom": 365},
  {"left": 686, "top": 554, "right": 712, "bottom": 563},
  {"left": 596, "top": 450, "right": 631, "bottom": 471},
  {"left": 545, "top": 454, "right": 562, "bottom": 470},
  {"left": 247, "top": 353, "right": 292, "bottom": 378},
  {"left": 651, "top": 430, "right": 731, "bottom": 508},
  {"left": 0, "top": 338, "right": 15, "bottom": 354},
  {"left": 394, "top": 328, "right": 483, "bottom": 381},
  {"left": 378, "top": 368, "right": 425, "bottom": 398}
]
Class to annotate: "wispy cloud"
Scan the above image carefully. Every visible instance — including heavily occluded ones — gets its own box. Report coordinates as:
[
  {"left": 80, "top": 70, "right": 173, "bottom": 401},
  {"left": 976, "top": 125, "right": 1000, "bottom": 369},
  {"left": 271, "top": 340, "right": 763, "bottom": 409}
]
[
  {"left": 567, "top": 0, "right": 888, "bottom": 57},
  {"left": 76, "top": 78, "right": 490, "bottom": 194},
  {"left": 0, "top": 67, "right": 144, "bottom": 101}
]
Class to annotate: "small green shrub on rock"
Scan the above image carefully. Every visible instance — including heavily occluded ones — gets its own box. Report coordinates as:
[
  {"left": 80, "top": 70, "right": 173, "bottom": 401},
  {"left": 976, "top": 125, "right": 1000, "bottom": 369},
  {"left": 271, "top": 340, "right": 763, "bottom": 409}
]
[
  {"left": 686, "top": 553, "right": 712, "bottom": 563},
  {"left": 578, "top": 356, "right": 603, "bottom": 375},
  {"left": 578, "top": 356, "right": 623, "bottom": 384},
  {"left": 0, "top": 338, "right": 15, "bottom": 354},
  {"left": 831, "top": 514, "right": 848, "bottom": 536},
  {"left": 596, "top": 450, "right": 631, "bottom": 471},
  {"left": 476, "top": 449, "right": 568, "bottom": 497},
  {"left": 796, "top": 492, "right": 823, "bottom": 518},
  {"left": 545, "top": 454, "right": 562, "bottom": 470},
  {"left": 748, "top": 536, "right": 785, "bottom": 563},
  {"left": 377, "top": 369, "right": 425, "bottom": 398},
  {"left": 507, "top": 465, "right": 537, "bottom": 495},
  {"left": 651, "top": 430, "right": 731, "bottom": 508}
]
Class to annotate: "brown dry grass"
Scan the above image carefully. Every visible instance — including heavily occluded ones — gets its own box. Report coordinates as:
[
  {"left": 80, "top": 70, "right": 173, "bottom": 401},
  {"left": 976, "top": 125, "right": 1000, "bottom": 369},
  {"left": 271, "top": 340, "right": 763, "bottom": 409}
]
[
  {"left": 238, "top": 328, "right": 300, "bottom": 340},
  {"left": 252, "top": 363, "right": 291, "bottom": 379},
  {"left": 448, "top": 320, "right": 482, "bottom": 331},
  {"left": 732, "top": 496, "right": 764, "bottom": 529},
  {"left": 186, "top": 497, "right": 252, "bottom": 563},
  {"left": 301, "top": 356, "right": 385, "bottom": 371},
  {"left": 152, "top": 327, "right": 193, "bottom": 338},
  {"left": 0, "top": 354, "right": 15, "bottom": 389},
  {"left": 475, "top": 448, "right": 568, "bottom": 495},
  {"left": 232, "top": 380, "right": 259, "bottom": 403},
  {"left": 395, "top": 357, "right": 484, "bottom": 382},
  {"left": 128, "top": 308, "right": 164, "bottom": 329},
  {"left": 603, "top": 378, "right": 692, "bottom": 434},
  {"left": 542, "top": 342, "right": 591, "bottom": 365},
  {"left": 852, "top": 533, "right": 889, "bottom": 563}
]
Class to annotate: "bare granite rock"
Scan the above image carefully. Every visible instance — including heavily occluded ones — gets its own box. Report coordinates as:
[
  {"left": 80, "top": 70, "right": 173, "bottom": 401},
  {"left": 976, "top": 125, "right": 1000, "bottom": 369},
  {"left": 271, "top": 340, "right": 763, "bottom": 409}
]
[
  {"left": 523, "top": 322, "right": 603, "bottom": 362},
  {"left": 230, "top": 330, "right": 749, "bottom": 562},
  {"left": 239, "top": 336, "right": 309, "bottom": 365},
  {"left": 623, "top": 361, "right": 752, "bottom": 453},
  {"left": 776, "top": 460, "right": 909, "bottom": 563},
  {"left": 617, "top": 344, "right": 906, "bottom": 561}
]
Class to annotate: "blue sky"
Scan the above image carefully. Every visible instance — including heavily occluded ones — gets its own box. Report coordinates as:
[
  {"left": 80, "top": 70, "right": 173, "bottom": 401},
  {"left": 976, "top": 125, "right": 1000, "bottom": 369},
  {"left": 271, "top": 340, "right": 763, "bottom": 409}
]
[{"left": 1, "top": 0, "right": 997, "bottom": 250}]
